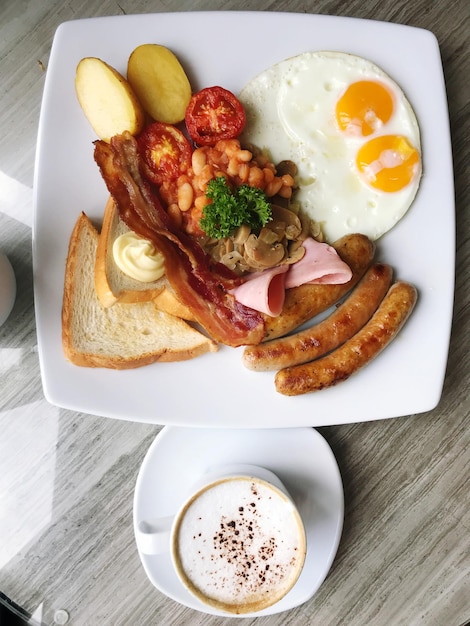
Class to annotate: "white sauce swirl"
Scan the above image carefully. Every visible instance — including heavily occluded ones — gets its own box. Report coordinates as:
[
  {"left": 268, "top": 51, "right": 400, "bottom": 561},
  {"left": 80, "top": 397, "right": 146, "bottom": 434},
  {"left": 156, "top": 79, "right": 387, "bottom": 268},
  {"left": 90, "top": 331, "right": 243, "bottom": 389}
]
[{"left": 112, "top": 232, "right": 165, "bottom": 282}]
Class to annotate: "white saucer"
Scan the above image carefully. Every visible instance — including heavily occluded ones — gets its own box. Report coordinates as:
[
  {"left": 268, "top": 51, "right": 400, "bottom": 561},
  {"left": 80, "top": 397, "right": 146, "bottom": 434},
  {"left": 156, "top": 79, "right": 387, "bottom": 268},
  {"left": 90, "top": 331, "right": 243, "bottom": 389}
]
[{"left": 133, "top": 426, "right": 344, "bottom": 617}]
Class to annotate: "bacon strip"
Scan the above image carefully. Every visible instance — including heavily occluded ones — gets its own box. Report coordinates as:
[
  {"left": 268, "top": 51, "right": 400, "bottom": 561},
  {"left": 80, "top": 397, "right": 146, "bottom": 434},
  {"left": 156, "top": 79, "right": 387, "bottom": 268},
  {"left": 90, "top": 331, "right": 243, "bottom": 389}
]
[{"left": 93, "top": 132, "right": 265, "bottom": 347}]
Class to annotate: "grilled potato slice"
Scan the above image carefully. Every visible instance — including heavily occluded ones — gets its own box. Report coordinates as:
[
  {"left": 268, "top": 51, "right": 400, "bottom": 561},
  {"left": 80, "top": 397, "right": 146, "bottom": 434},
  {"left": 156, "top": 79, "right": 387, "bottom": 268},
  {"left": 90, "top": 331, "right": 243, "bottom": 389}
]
[
  {"left": 75, "top": 57, "right": 145, "bottom": 142},
  {"left": 127, "top": 44, "right": 191, "bottom": 124}
]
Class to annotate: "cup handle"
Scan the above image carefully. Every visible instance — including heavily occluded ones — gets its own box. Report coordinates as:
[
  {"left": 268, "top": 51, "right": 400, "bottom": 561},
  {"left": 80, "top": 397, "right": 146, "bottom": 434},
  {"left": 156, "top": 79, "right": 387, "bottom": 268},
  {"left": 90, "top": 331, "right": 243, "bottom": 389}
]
[{"left": 136, "top": 515, "right": 174, "bottom": 555}]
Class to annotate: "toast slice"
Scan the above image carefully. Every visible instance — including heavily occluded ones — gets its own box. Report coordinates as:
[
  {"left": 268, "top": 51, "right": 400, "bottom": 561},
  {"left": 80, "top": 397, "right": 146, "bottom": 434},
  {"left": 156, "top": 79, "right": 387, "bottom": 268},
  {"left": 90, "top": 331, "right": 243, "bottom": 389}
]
[
  {"left": 95, "top": 196, "right": 195, "bottom": 321},
  {"left": 62, "top": 212, "right": 218, "bottom": 369}
]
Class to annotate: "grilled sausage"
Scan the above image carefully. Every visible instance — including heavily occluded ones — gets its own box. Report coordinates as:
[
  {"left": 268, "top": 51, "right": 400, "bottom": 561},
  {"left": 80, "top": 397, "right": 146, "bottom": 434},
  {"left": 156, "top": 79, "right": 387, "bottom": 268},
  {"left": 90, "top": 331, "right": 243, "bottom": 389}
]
[
  {"left": 263, "top": 233, "right": 375, "bottom": 340},
  {"left": 243, "top": 263, "right": 393, "bottom": 371},
  {"left": 275, "top": 281, "right": 417, "bottom": 396}
]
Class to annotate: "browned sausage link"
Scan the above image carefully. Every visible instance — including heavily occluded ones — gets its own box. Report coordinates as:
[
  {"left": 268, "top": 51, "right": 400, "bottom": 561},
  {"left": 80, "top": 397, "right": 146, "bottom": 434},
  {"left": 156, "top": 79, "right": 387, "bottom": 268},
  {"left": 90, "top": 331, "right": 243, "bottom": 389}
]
[
  {"left": 243, "top": 263, "right": 393, "bottom": 371},
  {"left": 262, "top": 233, "right": 376, "bottom": 341},
  {"left": 275, "top": 281, "right": 418, "bottom": 396}
]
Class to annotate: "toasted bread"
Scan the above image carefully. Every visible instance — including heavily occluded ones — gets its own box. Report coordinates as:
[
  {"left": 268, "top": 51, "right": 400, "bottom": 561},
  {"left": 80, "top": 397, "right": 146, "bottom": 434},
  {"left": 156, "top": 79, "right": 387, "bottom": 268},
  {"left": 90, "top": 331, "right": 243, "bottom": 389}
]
[
  {"left": 95, "top": 196, "right": 195, "bottom": 320},
  {"left": 62, "top": 212, "right": 218, "bottom": 369}
]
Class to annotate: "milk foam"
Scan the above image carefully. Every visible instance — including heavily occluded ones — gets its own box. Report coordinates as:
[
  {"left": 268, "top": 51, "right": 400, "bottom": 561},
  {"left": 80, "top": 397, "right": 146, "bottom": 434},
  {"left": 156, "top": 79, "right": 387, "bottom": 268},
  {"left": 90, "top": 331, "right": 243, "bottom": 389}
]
[{"left": 174, "top": 477, "right": 305, "bottom": 611}]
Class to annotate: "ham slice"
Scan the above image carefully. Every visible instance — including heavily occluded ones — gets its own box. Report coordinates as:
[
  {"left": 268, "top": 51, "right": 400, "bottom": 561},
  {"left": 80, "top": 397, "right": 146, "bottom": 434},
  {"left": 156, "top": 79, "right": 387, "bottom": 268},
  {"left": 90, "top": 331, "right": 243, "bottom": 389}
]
[
  {"left": 284, "top": 237, "right": 352, "bottom": 289},
  {"left": 230, "top": 265, "right": 289, "bottom": 317},
  {"left": 231, "top": 238, "right": 352, "bottom": 315}
]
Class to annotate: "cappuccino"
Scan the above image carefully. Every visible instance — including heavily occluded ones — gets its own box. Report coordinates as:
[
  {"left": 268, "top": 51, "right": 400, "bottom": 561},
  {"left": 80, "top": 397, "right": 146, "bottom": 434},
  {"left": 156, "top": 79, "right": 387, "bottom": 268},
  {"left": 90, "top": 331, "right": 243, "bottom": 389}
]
[{"left": 172, "top": 475, "right": 306, "bottom": 614}]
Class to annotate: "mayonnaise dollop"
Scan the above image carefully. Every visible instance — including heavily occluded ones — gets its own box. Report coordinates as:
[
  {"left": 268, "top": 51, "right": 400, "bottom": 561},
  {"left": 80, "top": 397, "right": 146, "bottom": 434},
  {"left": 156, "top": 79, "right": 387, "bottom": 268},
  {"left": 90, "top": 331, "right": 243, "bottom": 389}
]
[{"left": 113, "top": 232, "right": 165, "bottom": 282}]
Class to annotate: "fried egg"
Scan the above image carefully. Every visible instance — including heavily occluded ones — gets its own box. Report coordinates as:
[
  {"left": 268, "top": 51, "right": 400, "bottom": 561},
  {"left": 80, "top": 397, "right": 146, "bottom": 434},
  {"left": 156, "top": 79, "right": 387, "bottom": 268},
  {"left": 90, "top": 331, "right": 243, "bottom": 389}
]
[{"left": 239, "top": 51, "right": 422, "bottom": 242}]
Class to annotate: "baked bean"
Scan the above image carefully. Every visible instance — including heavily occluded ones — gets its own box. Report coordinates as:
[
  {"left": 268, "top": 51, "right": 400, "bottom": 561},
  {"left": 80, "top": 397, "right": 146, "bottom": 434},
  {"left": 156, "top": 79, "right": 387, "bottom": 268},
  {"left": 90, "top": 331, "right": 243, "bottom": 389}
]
[
  {"left": 227, "top": 156, "right": 240, "bottom": 177},
  {"left": 194, "top": 194, "right": 210, "bottom": 211},
  {"left": 185, "top": 205, "right": 205, "bottom": 236},
  {"left": 248, "top": 166, "right": 264, "bottom": 188},
  {"left": 278, "top": 184, "right": 293, "bottom": 199},
  {"left": 263, "top": 167, "right": 275, "bottom": 184},
  {"left": 235, "top": 149, "right": 252, "bottom": 162},
  {"left": 211, "top": 149, "right": 228, "bottom": 168},
  {"left": 216, "top": 139, "right": 240, "bottom": 158},
  {"left": 159, "top": 180, "right": 177, "bottom": 206},
  {"left": 238, "top": 163, "right": 250, "bottom": 183},
  {"left": 196, "top": 163, "right": 216, "bottom": 192},
  {"left": 167, "top": 203, "right": 183, "bottom": 229},
  {"left": 265, "top": 177, "right": 283, "bottom": 197},
  {"left": 192, "top": 148, "right": 207, "bottom": 176},
  {"left": 177, "top": 181, "right": 194, "bottom": 212}
]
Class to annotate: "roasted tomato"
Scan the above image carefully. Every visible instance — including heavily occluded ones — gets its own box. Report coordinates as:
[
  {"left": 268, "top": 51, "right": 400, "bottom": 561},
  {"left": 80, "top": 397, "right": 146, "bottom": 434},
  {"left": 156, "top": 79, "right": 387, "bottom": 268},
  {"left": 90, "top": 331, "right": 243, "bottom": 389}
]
[
  {"left": 185, "top": 86, "right": 246, "bottom": 146},
  {"left": 137, "top": 121, "right": 192, "bottom": 186}
]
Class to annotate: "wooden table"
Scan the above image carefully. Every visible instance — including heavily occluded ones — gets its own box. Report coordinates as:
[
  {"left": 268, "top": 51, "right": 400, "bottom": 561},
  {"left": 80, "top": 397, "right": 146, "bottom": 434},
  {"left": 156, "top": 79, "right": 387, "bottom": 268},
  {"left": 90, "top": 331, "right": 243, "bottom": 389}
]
[{"left": 0, "top": 1, "right": 468, "bottom": 625}]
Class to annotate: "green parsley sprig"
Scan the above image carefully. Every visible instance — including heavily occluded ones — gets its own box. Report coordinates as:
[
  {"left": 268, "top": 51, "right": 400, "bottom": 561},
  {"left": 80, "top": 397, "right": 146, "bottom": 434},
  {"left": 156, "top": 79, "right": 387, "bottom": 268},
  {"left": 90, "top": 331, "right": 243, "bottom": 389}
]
[{"left": 200, "top": 176, "right": 272, "bottom": 239}]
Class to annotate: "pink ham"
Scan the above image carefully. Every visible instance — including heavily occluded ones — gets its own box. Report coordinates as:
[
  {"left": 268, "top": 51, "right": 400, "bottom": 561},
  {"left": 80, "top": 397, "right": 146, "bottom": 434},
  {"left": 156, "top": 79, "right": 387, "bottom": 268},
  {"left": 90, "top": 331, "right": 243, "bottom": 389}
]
[
  {"left": 230, "top": 265, "right": 289, "bottom": 317},
  {"left": 284, "top": 237, "right": 352, "bottom": 289},
  {"left": 231, "top": 238, "right": 352, "bottom": 316}
]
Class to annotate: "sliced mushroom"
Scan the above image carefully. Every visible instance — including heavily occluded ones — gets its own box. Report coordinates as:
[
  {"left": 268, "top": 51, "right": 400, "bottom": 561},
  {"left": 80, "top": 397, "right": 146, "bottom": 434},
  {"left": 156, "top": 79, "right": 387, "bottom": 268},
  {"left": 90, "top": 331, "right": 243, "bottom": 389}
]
[
  {"left": 243, "top": 233, "right": 286, "bottom": 269},
  {"left": 225, "top": 238, "right": 234, "bottom": 254},
  {"left": 220, "top": 250, "right": 249, "bottom": 273},
  {"left": 284, "top": 241, "right": 306, "bottom": 265},
  {"left": 270, "top": 204, "right": 302, "bottom": 240},
  {"left": 310, "top": 220, "right": 324, "bottom": 242},
  {"left": 209, "top": 240, "right": 226, "bottom": 263},
  {"left": 233, "top": 224, "right": 251, "bottom": 245},
  {"left": 259, "top": 227, "right": 281, "bottom": 245}
]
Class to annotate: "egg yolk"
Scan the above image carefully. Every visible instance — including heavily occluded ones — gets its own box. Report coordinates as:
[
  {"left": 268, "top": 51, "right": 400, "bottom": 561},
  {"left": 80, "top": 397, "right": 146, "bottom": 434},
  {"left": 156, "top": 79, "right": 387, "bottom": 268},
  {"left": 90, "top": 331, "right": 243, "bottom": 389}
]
[
  {"left": 336, "top": 80, "right": 394, "bottom": 136},
  {"left": 356, "top": 134, "right": 420, "bottom": 192}
]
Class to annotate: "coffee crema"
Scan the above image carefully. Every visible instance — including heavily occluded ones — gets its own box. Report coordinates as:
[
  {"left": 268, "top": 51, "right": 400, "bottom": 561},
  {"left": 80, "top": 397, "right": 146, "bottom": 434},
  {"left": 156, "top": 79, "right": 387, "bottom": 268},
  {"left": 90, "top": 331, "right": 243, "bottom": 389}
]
[{"left": 172, "top": 476, "right": 306, "bottom": 614}]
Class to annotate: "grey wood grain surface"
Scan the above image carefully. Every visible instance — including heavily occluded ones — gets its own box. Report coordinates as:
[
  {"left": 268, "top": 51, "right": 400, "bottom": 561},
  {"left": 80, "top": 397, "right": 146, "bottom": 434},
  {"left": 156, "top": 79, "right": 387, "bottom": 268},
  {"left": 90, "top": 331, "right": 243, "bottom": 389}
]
[{"left": 0, "top": 1, "right": 468, "bottom": 625}]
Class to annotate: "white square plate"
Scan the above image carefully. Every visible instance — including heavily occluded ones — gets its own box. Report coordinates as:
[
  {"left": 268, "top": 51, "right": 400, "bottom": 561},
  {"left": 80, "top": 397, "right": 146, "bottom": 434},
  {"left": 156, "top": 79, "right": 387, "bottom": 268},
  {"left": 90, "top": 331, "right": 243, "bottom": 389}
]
[{"left": 33, "top": 12, "right": 455, "bottom": 426}]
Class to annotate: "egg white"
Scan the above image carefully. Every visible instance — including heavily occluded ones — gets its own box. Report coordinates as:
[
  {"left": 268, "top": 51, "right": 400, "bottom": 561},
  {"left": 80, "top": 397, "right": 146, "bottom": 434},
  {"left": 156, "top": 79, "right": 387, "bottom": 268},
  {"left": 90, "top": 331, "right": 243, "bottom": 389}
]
[{"left": 239, "top": 51, "right": 422, "bottom": 242}]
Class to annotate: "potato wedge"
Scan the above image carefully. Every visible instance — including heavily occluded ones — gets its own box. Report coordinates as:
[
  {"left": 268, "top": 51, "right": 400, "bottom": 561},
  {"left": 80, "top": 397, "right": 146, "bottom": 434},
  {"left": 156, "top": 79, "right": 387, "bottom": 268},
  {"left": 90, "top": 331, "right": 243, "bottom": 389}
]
[
  {"left": 127, "top": 44, "right": 191, "bottom": 124},
  {"left": 75, "top": 57, "right": 145, "bottom": 142}
]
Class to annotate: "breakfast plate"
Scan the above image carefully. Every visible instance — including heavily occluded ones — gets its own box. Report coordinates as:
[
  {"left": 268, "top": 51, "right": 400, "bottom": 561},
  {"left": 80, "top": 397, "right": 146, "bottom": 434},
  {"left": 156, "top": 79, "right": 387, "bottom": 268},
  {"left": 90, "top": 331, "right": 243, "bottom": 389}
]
[
  {"left": 33, "top": 12, "right": 455, "bottom": 426},
  {"left": 133, "top": 426, "right": 344, "bottom": 616}
]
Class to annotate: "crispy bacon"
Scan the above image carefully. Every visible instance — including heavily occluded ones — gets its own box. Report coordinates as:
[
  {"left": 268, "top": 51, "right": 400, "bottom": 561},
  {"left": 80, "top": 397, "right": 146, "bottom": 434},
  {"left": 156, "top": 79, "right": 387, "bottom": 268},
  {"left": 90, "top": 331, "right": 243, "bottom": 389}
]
[{"left": 93, "top": 132, "right": 265, "bottom": 347}]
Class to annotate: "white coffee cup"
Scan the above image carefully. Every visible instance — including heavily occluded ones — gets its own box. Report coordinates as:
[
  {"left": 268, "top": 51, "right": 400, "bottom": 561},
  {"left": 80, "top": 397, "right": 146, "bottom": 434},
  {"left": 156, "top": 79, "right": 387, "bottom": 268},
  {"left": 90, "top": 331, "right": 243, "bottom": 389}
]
[{"left": 135, "top": 464, "right": 307, "bottom": 614}]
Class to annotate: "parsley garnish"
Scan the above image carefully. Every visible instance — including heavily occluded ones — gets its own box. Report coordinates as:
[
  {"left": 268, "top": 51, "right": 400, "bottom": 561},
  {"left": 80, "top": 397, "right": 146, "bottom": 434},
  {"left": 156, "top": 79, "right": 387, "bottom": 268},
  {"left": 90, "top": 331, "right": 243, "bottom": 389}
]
[{"left": 200, "top": 176, "right": 272, "bottom": 239}]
